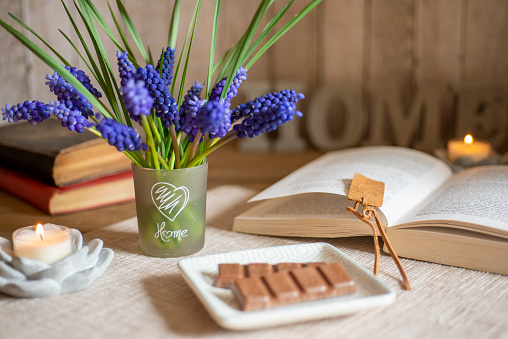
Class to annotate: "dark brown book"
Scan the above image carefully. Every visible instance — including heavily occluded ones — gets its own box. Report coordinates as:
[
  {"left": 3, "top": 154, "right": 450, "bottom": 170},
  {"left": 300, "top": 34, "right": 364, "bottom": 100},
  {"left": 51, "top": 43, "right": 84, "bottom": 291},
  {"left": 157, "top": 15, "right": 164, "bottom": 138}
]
[{"left": 0, "top": 119, "right": 131, "bottom": 187}]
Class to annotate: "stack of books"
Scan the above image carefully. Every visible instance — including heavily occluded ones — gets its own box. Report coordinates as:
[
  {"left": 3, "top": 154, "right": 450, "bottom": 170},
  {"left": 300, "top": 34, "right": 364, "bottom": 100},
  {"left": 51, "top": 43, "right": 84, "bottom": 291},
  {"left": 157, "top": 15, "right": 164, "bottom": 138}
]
[{"left": 0, "top": 119, "right": 135, "bottom": 215}]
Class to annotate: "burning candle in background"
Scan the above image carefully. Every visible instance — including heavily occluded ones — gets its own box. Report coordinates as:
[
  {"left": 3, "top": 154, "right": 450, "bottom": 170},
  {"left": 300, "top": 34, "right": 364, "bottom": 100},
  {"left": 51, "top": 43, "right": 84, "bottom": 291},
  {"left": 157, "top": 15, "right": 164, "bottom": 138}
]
[
  {"left": 447, "top": 134, "right": 492, "bottom": 163},
  {"left": 13, "top": 223, "right": 73, "bottom": 264}
]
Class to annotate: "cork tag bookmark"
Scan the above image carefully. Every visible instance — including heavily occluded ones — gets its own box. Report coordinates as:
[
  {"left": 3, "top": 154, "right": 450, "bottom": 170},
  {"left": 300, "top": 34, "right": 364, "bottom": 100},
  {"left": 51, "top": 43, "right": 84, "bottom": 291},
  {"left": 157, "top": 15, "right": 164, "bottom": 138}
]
[
  {"left": 347, "top": 173, "right": 385, "bottom": 208},
  {"left": 346, "top": 173, "right": 411, "bottom": 290}
]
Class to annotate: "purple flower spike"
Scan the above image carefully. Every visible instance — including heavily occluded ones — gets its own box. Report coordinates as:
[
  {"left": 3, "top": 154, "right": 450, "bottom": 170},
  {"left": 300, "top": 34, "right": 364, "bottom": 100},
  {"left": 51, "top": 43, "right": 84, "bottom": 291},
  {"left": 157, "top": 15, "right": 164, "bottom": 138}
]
[
  {"left": 209, "top": 66, "right": 247, "bottom": 102},
  {"left": 180, "top": 81, "right": 206, "bottom": 142},
  {"left": 116, "top": 51, "right": 137, "bottom": 87},
  {"left": 155, "top": 47, "right": 176, "bottom": 87},
  {"left": 196, "top": 99, "right": 231, "bottom": 139},
  {"left": 95, "top": 117, "right": 147, "bottom": 152},
  {"left": 122, "top": 79, "right": 154, "bottom": 123},
  {"left": 64, "top": 66, "right": 102, "bottom": 99},
  {"left": 45, "top": 101, "right": 90, "bottom": 133},
  {"left": 232, "top": 92, "right": 303, "bottom": 138},
  {"left": 45, "top": 66, "right": 101, "bottom": 118},
  {"left": 1, "top": 100, "right": 50, "bottom": 124},
  {"left": 136, "top": 65, "right": 179, "bottom": 130},
  {"left": 231, "top": 89, "right": 304, "bottom": 123}
]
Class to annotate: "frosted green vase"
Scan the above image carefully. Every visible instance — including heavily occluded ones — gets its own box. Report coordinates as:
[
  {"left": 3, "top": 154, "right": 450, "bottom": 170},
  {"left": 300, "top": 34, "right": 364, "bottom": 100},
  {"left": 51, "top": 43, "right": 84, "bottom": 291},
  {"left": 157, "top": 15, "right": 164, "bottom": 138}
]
[{"left": 132, "top": 162, "right": 207, "bottom": 257}]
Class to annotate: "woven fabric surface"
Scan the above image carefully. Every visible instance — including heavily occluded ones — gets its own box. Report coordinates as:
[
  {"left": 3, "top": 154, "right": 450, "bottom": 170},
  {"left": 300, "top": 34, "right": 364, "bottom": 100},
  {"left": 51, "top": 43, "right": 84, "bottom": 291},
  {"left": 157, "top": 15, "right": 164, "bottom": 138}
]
[{"left": 0, "top": 185, "right": 507, "bottom": 339}]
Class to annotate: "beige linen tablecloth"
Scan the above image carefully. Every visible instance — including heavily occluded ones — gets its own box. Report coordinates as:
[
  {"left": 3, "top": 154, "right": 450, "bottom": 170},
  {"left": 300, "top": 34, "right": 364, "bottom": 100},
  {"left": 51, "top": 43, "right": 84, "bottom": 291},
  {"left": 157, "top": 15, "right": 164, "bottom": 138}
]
[{"left": 1, "top": 186, "right": 507, "bottom": 339}]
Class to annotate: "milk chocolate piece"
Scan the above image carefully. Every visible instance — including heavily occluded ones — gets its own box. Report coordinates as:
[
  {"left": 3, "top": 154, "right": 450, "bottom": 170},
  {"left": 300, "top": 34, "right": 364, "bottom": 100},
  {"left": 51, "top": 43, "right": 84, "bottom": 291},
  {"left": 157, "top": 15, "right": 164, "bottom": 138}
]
[
  {"left": 234, "top": 277, "right": 272, "bottom": 311},
  {"left": 246, "top": 263, "right": 273, "bottom": 277},
  {"left": 291, "top": 266, "right": 328, "bottom": 296},
  {"left": 263, "top": 271, "right": 301, "bottom": 302},
  {"left": 215, "top": 263, "right": 245, "bottom": 288},
  {"left": 318, "top": 263, "right": 356, "bottom": 294},
  {"left": 275, "top": 262, "right": 303, "bottom": 272},
  {"left": 230, "top": 262, "right": 356, "bottom": 311}
]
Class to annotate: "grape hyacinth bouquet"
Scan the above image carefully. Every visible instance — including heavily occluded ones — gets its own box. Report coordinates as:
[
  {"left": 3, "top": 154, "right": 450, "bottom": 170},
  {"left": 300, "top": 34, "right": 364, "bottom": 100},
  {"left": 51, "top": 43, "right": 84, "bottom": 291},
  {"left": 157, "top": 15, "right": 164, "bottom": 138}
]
[{"left": 0, "top": 0, "right": 321, "bottom": 170}]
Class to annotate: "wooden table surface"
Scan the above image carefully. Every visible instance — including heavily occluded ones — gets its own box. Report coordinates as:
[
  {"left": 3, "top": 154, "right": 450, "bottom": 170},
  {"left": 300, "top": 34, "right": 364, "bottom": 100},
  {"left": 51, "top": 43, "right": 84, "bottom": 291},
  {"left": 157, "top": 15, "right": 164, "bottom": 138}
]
[{"left": 0, "top": 141, "right": 322, "bottom": 239}]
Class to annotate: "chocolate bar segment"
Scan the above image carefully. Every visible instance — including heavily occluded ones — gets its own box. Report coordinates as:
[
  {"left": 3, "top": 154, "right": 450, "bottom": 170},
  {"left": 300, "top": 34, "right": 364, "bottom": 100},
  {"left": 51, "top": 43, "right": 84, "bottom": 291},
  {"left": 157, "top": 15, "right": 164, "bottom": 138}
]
[
  {"left": 291, "top": 266, "right": 328, "bottom": 296},
  {"left": 318, "top": 263, "right": 356, "bottom": 294},
  {"left": 234, "top": 277, "right": 272, "bottom": 311},
  {"left": 215, "top": 263, "right": 245, "bottom": 288},
  {"left": 246, "top": 263, "right": 273, "bottom": 277},
  {"left": 275, "top": 262, "right": 303, "bottom": 272},
  {"left": 263, "top": 271, "right": 301, "bottom": 301},
  {"left": 230, "top": 263, "right": 356, "bottom": 311}
]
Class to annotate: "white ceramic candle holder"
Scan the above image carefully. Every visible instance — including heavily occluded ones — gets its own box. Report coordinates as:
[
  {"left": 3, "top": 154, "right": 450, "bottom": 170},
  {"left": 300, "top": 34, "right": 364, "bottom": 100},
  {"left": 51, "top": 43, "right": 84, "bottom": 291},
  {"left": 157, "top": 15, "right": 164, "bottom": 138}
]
[
  {"left": 433, "top": 149, "right": 507, "bottom": 172},
  {"left": 0, "top": 228, "right": 114, "bottom": 298}
]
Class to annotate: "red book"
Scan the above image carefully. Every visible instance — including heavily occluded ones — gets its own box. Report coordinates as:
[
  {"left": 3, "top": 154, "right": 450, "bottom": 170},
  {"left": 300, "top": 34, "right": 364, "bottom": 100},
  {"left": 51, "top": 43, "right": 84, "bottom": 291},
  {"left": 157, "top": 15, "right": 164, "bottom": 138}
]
[{"left": 0, "top": 167, "right": 135, "bottom": 215}]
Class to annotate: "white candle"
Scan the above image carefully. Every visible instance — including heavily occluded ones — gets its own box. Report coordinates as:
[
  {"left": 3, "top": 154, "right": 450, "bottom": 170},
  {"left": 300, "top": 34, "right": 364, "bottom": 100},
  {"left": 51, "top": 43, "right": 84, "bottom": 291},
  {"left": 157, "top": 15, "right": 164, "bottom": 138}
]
[
  {"left": 13, "top": 223, "right": 72, "bottom": 264},
  {"left": 447, "top": 134, "right": 491, "bottom": 163}
]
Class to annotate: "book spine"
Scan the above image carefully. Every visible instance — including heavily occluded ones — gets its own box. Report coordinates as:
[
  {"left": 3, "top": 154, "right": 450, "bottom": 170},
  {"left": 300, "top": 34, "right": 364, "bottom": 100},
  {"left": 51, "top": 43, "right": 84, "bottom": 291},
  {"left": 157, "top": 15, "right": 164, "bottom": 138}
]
[
  {"left": 0, "top": 143, "right": 56, "bottom": 186},
  {"left": 0, "top": 167, "right": 54, "bottom": 214}
]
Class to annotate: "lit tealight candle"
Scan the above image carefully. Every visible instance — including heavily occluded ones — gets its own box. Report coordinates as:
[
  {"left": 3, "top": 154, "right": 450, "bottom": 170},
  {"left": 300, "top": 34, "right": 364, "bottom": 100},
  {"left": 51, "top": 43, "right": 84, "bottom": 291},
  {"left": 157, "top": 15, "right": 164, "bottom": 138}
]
[
  {"left": 13, "top": 223, "right": 72, "bottom": 264},
  {"left": 447, "top": 134, "right": 491, "bottom": 163}
]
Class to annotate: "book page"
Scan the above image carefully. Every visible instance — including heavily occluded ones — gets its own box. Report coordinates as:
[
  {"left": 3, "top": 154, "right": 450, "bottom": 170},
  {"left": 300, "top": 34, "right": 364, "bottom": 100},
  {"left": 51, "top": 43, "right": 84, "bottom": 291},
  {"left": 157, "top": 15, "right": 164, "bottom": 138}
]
[
  {"left": 249, "top": 193, "right": 366, "bottom": 224},
  {"left": 395, "top": 166, "right": 508, "bottom": 237},
  {"left": 249, "top": 146, "right": 452, "bottom": 224}
]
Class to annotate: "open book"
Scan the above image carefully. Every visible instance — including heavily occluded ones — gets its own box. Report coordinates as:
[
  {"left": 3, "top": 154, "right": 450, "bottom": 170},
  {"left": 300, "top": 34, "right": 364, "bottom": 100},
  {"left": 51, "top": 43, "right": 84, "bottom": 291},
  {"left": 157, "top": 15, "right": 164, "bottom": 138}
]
[{"left": 233, "top": 146, "right": 508, "bottom": 275}]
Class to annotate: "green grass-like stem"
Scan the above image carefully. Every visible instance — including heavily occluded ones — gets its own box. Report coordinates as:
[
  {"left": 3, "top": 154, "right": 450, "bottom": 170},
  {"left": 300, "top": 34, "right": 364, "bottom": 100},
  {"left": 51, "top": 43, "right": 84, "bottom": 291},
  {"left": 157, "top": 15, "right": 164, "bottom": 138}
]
[
  {"left": 177, "top": 0, "right": 202, "bottom": 105},
  {"left": 141, "top": 115, "right": 160, "bottom": 169},
  {"left": 8, "top": 13, "right": 71, "bottom": 66},
  {"left": 246, "top": 0, "right": 323, "bottom": 69},
  {"left": 116, "top": 0, "right": 148, "bottom": 63},
  {"left": 206, "top": 0, "right": 221, "bottom": 97},
  {"left": 148, "top": 115, "right": 162, "bottom": 145},
  {"left": 220, "top": 0, "right": 273, "bottom": 100},
  {"left": 188, "top": 132, "right": 236, "bottom": 167},
  {"left": 168, "top": 0, "right": 181, "bottom": 48},
  {"left": 169, "top": 124, "right": 181, "bottom": 169}
]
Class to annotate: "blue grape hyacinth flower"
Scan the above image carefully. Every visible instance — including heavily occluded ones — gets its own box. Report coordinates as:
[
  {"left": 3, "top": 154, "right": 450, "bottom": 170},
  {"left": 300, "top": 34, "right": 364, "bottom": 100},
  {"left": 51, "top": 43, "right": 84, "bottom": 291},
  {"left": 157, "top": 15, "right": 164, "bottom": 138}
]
[
  {"left": 231, "top": 89, "right": 304, "bottom": 123},
  {"left": 95, "top": 117, "right": 147, "bottom": 152},
  {"left": 1, "top": 100, "right": 50, "bottom": 124},
  {"left": 209, "top": 66, "right": 247, "bottom": 102},
  {"left": 196, "top": 99, "right": 231, "bottom": 139},
  {"left": 180, "top": 81, "right": 206, "bottom": 142},
  {"left": 136, "top": 65, "right": 179, "bottom": 129},
  {"left": 122, "top": 79, "right": 154, "bottom": 123},
  {"left": 45, "top": 101, "right": 90, "bottom": 133},
  {"left": 65, "top": 66, "right": 102, "bottom": 99},
  {"left": 155, "top": 47, "right": 176, "bottom": 87},
  {"left": 117, "top": 51, "right": 137, "bottom": 87},
  {"left": 232, "top": 91, "right": 304, "bottom": 139},
  {"left": 45, "top": 66, "right": 101, "bottom": 118}
]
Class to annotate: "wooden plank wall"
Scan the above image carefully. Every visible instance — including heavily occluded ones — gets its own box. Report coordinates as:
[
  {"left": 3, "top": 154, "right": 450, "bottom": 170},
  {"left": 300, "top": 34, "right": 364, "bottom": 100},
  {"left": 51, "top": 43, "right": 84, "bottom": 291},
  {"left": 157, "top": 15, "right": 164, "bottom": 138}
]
[{"left": 0, "top": 0, "right": 506, "bottom": 152}]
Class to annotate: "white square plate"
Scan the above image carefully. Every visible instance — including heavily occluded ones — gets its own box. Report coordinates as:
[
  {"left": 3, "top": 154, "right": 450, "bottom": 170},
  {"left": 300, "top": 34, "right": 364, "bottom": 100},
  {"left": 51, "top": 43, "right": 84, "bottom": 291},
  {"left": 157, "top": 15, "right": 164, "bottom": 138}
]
[{"left": 178, "top": 242, "right": 395, "bottom": 330}]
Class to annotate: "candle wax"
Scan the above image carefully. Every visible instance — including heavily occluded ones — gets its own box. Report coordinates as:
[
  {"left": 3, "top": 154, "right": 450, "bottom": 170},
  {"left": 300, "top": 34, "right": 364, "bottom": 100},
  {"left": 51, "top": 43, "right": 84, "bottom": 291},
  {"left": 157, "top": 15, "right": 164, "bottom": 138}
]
[
  {"left": 13, "top": 224, "right": 72, "bottom": 265},
  {"left": 447, "top": 138, "right": 491, "bottom": 163}
]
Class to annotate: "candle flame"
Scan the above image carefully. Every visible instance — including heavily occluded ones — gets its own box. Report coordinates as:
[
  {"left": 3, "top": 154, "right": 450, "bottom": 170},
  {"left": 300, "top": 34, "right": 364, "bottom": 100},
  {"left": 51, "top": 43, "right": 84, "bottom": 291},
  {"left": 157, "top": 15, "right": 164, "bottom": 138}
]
[
  {"left": 36, "top": 223, "right": 44, "bottom": 241},
  {"left": 464, "top": 134, "right": 473, "bottom": 144}
]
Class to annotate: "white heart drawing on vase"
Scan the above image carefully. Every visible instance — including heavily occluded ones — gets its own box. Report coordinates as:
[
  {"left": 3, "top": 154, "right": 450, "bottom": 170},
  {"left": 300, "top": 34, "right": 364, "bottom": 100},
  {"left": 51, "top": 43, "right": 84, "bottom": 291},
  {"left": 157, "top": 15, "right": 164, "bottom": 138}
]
[{"left": 151, "top": 182, "right": 190, "bottom": 221}]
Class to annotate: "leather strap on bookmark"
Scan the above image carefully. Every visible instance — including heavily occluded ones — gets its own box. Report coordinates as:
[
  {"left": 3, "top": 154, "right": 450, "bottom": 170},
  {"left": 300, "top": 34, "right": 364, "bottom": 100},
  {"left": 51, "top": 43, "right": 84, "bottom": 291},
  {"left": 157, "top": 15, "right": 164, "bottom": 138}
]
[{"left": 346, "top": 173, "right": 411, "bottom": 290}]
